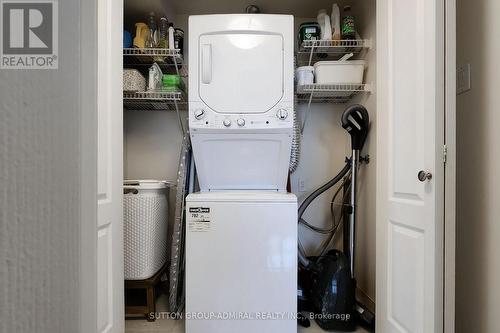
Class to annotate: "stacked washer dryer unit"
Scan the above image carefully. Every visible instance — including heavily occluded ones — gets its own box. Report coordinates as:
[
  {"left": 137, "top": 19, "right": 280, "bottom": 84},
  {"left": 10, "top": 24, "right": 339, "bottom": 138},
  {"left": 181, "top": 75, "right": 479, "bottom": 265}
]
[{"left": 186, "top": 15, "right": 297, "bottom": 333}]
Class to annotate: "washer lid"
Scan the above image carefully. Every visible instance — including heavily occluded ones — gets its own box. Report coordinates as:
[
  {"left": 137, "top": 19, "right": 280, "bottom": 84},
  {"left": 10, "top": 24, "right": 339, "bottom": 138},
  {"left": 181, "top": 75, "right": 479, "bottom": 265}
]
[
  {"left": 187, "top": 192, "right": 297, "bottom": 203},
  {"left": 198, "top": 32, "right": 284, "bottom": 114},
  {"left": 123, "top": 180, "right": 173, "bottom": 190}
]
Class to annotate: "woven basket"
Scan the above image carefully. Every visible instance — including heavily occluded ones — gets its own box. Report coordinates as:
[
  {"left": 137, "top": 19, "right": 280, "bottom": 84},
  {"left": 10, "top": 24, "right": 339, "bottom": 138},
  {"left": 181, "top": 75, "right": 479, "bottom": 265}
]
[{"left": 123, "top": 180, "right": 171, "bottom": 280}]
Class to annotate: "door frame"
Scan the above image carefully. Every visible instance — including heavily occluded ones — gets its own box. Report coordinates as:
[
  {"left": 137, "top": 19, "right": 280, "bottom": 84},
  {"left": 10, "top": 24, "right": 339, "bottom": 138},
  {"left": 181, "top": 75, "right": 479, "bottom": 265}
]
[
  {"left": 80, "top": 0, "right": 98, "bottom": 331},
  {"left": 79, "top": 0, "right": 125, "bottom": 332},
  {"left": 444, "top": 0, "right": 456, "bottom": 331}
]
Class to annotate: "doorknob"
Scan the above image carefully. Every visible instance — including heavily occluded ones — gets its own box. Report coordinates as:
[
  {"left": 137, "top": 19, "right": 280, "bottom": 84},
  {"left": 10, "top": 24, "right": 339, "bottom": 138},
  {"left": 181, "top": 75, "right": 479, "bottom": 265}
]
[{"left": 418, "top": 170, "right": 432, "bottom": 182}]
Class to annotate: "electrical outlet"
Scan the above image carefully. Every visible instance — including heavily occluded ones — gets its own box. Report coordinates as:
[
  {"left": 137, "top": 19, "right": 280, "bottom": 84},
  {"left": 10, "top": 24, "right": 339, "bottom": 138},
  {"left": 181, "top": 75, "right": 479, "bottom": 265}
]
[
  {"left": 298, "top": 178, "right": 306, "bottom": 192},
  {"left": 457, "top": 63, "right": 471, "bottom": 94}
]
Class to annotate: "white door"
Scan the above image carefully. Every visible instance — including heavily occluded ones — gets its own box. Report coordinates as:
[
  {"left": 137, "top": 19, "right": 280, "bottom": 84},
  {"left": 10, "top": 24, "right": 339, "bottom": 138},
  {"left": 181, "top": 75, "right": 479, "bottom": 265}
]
[
  {"left": 377, "top": 0, "right": 445, "bottom": 332},
  {"left": 97, "top": 0, "right": 124, "bottom": 332}
]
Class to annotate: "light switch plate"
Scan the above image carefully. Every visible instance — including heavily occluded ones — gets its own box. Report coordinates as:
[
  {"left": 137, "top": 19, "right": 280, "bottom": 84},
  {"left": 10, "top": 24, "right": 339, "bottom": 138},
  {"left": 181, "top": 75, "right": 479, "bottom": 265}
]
[{"left": 457, "top": 63, "right": 471, "bottom": 94}]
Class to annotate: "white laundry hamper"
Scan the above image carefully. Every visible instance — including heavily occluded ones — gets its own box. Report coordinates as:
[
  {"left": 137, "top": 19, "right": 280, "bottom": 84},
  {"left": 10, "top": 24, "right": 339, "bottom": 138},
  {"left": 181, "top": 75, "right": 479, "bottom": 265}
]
[{"left": 123, "top": 180, "right": 172, "bottom": 280}]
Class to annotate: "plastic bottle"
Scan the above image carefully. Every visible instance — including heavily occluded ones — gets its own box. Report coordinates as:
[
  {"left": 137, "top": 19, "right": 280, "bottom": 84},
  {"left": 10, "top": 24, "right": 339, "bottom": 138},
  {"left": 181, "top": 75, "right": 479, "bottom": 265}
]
[
  {"left": 342, "top": 5, "right": 356, "bottom": 40},
  {"left": 317, "top": 9, "right": 332, "bottom": 40},
  {"left": 158, "top": 17, "right": 169, "bottom": 49},
  {"left": 331, "top": 4, "right": 341, "bottom": 40},
  {"left": 168, "top": 23, "right": 175, "bottom": 50},
  {"left": 145, "top": 12, "right": 158, "bottom": 48}
]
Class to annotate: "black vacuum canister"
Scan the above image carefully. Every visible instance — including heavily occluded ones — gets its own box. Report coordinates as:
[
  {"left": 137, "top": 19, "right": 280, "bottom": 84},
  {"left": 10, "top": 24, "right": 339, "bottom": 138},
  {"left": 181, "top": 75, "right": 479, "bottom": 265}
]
[{"left": 310, "top": 250, "right": 356, "bottom": 331}]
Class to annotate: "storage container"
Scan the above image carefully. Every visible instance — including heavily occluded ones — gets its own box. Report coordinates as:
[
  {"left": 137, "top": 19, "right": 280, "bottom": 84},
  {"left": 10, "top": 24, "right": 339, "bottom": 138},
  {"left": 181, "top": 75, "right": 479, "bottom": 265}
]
[
  {"left": 313, "top": 60, "right": 365, "bottom": 84},
  {"left": 123, "top": 69, "right": 146, "bottom": 92},
  {"left": 295, "top": 66, "right": 314, "bottom": 86},
  {"left": 298, "top": 22, "right": 320, "bottom": 44},
  {"left": 123, "top": 180, "right": 172, "bottom": 280},
  {"left": 174, "top": 28, "right": 184, "bottom": 55},
  {"left": 162, "top": 74, "right": 181, "bottom": 91},
  {"left": 148, "top": 63, "right": 163, "bottom": 91}
]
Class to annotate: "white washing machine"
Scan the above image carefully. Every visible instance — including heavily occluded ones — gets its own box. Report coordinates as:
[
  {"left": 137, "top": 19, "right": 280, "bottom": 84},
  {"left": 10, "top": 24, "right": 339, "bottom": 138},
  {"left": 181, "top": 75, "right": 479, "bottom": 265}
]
[
  {"left": 188, "top": 14, "right": 295, "bottom": 192},
  {"left": 186, "top": 14, "right": 297, "bottom": 333},
  {"left": 186, "top": 192, "right": 297, "bottom": 333}
]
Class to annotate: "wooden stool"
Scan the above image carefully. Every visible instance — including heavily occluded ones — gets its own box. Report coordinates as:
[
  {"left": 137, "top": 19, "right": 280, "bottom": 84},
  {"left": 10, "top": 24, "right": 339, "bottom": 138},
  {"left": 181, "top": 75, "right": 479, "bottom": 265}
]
[{"left": 125, "top": 263, "right": 168, "bottom": 321}]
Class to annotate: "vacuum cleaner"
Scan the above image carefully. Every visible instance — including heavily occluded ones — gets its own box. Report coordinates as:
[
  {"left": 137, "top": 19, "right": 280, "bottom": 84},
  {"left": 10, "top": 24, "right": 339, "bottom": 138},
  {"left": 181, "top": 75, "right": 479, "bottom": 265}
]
[{"left": 297, "top": 104, "right": 375, "bottom": 331}]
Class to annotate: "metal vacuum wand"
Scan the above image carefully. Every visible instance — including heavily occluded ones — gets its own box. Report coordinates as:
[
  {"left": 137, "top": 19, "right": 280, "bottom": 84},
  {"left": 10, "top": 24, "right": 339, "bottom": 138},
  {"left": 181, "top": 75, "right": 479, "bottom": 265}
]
[
  {"left": 341, "top": 105, "right": 369, "bottom": 279},
  {"left": 349, "top": 149, "right": 359, "bottom": 278}
]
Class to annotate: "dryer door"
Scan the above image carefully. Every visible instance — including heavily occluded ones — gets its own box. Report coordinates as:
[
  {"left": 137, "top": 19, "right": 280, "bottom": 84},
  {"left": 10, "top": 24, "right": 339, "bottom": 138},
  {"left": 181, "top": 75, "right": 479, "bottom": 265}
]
[{"left": 199, "top": 32, "right": 283, "bottom": 114}]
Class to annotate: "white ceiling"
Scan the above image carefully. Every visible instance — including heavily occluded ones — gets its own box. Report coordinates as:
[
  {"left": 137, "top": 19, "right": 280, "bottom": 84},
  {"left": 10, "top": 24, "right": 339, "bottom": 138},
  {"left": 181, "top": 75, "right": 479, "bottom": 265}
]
[{"left": 125, "top": 0, "right": 355, "bottom": 21}]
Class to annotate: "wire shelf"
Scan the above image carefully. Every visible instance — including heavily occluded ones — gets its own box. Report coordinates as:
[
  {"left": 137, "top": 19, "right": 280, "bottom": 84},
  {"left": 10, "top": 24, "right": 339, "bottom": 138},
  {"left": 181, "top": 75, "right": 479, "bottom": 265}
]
[
  {"left": 296, "top": 39, "right": 372, "bottom": 66},
  {"left": 123, "top": 90, "right": 185, "bottom": 111},
  {"left": 123, "top": 48, "right": 183, "bottom": 72},
  {"left": 299, "top": 39, "right": 372, "bottom": 54},
  {"left": 123, "top": 48, "right": 182, "bottom": 57},
  {"left": 296, "top": 83, "right": 371, "bottom": 104}
]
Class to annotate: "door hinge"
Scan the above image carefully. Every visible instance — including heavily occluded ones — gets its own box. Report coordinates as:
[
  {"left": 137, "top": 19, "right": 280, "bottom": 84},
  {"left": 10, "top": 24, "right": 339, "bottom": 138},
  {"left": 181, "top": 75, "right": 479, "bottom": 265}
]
[{"left": 443, "top": 145, "right": 448, "bottom": 165}]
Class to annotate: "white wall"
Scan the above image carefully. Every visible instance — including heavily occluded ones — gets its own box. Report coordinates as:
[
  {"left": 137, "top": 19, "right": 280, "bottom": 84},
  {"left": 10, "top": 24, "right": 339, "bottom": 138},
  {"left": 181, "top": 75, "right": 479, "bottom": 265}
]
[
  {"left": 124, "top": 111, "right": 185, "bottom": 181},
  {"left": 0, "top": 1, "right": 93, "bottom": 332},
  {"left": 456, "top": 0, "right": 500, "bottom": 331}
]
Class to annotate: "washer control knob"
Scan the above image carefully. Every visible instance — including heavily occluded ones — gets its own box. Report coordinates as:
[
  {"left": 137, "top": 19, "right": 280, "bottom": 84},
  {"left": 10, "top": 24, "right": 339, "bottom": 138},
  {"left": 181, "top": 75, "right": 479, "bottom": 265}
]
[
  {"left": 194, "top": 109, "right": 205, "bottom": 120},
  {"left": 237, "top": 118, "right": 245, "bottom": 127},
  {"left": 277, "top": 108, "right": 288, "bottom": 120},
  {"left": 223, "top": 119, "right": 232, "bottom": 127}
]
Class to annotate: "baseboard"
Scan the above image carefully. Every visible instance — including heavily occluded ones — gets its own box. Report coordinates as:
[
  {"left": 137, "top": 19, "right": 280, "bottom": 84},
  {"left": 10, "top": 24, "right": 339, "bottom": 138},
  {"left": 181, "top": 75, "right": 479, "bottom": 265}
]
[{"left": 356, "top": 287, "right": 375, "bottom": 314}]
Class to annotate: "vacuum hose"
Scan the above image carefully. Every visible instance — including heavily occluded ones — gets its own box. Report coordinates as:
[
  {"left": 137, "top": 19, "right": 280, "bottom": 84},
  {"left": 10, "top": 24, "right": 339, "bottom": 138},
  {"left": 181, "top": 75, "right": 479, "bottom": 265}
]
[
  {"left": 297, "top": 161, "right": 351, "bottom": 268},
  {"left": 298, "top": 104, "right": 370, "bottom": 269},
  {"left": 289, "top": 97, "right": 301, "bottom": 174}
]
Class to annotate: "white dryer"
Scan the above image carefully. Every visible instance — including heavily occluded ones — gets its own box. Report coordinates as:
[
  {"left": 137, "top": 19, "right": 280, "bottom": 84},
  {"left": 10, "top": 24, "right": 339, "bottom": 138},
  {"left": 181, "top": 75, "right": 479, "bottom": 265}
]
[{"left": 188, "top": 14, "right": 295, "bottom": 191}]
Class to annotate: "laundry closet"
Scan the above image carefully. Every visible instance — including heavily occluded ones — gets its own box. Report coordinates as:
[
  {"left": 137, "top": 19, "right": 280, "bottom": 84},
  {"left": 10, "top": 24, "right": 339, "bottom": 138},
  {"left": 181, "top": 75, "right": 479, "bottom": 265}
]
[{"left": 96, "top": 0, "right": 453, "bottom": 332}]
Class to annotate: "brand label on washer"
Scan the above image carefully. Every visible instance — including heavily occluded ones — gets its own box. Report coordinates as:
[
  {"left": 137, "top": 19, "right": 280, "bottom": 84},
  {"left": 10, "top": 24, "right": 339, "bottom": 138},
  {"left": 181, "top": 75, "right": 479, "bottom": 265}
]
[{"left": 188, "top": 207, "right": 211, "bottom": 232}]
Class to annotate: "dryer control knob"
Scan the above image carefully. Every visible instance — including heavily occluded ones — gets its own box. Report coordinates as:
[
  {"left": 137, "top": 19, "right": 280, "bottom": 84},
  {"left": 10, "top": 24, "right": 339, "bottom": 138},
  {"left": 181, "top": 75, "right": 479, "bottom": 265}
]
[
  {"left": 194, "top": 109, "right": 205, "bottom": 120},
  {"left": 223, "top": 119, "right": 232, "bottom": 127},
  {"left": 237, "top": 118, "right": 245, "bottom": 127},
  {"left": 277, "top": 108, "right": 288, "bottom": 120}
]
